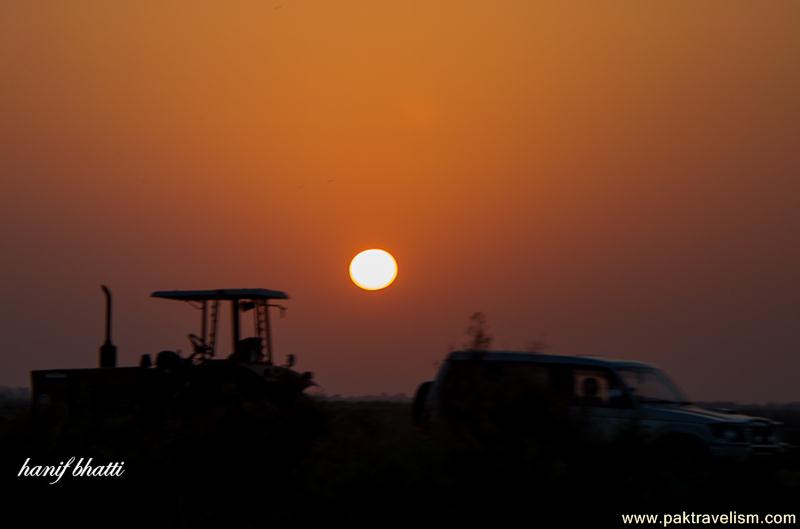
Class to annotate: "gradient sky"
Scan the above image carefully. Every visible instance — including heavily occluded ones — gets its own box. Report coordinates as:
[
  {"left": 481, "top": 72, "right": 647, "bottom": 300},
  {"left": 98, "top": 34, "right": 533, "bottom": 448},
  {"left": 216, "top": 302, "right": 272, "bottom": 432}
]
[{"left": 2, "top": 1, "right": 799, "bottom": 401}]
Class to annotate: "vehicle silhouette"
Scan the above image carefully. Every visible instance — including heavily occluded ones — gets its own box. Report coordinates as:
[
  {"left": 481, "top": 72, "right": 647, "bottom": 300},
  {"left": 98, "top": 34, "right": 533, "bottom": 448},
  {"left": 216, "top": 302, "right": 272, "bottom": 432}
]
[
  {"left": 414, "top": 350, "right": 787, "bottom": 465},
  {"left": 31, "top": 287, "right": 315, "bottom": 415}
]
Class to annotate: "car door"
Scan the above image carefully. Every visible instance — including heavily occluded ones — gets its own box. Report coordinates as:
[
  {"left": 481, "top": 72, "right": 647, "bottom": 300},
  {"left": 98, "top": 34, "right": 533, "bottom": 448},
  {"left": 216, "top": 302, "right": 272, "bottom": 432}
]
[{"left": 567, "top": 366, "right": 639, "bottom": 442}]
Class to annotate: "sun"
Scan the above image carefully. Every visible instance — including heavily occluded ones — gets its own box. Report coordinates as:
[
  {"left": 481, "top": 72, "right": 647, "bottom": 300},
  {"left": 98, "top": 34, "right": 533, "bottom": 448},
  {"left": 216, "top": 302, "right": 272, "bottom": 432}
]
[{"left": 349, "top": 249, "right": 398, "bottom": 291}]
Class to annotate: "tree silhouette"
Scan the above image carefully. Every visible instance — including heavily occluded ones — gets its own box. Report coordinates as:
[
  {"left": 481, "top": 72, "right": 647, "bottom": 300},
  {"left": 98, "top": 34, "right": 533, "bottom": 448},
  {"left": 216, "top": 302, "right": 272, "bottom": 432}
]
[{"left": 464, "top": 312, "right": 492, "bottom": 350}]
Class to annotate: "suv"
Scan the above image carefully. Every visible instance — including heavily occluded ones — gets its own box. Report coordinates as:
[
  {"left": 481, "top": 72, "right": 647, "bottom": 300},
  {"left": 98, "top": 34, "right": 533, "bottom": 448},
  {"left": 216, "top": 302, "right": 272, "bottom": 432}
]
[{"left": 413, "top": 350, "right": 786, "bottom": 461}]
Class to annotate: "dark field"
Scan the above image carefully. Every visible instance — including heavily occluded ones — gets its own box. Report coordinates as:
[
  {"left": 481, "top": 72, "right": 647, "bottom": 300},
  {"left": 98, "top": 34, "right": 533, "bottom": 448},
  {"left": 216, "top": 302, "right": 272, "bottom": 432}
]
[{"left": 2, "top": 394, "right": 799, "bottom": 528}]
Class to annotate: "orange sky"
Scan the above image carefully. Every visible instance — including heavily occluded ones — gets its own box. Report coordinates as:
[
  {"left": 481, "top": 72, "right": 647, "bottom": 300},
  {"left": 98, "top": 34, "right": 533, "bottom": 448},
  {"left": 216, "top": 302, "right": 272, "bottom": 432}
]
[{"left": 2, "top": 1, "right": 799, "bottom": 401}]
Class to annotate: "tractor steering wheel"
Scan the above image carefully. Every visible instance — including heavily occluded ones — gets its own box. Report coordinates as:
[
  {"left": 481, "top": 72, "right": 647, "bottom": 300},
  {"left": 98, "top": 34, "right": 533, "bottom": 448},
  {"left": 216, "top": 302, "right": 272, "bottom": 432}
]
[{"left": 187, "top": 334, "right": 211, "bottom": 362}]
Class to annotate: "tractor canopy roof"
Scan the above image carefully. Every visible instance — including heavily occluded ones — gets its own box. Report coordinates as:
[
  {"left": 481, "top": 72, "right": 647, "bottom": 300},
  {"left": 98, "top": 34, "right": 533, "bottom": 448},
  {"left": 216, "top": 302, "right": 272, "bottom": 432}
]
[{"left": 151, "top": 288, "right": 289, "bottom": 301}]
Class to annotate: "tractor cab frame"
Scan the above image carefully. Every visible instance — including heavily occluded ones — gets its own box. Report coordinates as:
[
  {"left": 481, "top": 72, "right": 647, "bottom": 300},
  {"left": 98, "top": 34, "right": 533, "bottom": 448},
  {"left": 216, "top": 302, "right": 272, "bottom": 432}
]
[{"left": 151, "top": 288, "right": 290, "bottom": 366}]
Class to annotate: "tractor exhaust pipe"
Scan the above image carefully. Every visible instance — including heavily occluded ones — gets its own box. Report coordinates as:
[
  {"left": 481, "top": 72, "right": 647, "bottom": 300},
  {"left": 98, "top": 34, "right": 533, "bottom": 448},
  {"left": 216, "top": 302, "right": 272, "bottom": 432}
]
[{"left": 99, "top": 285, "right": 117, "bottom": 368}]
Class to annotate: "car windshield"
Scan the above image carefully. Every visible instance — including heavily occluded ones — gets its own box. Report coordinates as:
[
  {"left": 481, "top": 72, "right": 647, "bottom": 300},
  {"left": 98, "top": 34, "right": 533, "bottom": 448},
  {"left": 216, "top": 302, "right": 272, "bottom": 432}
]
[{"left": 617, "top": 366, "right": 689, "bottom": 405}]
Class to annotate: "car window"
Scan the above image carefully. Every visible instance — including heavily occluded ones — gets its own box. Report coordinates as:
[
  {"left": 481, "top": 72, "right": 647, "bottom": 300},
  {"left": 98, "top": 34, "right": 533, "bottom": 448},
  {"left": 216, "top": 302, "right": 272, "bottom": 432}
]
[
  {"left": 438, "top": 359, "right": 643, "bottom": 416},
  {"left": 570, "top": 368, "right": 622, "bottom": 407},
  {"left": 617, "top": 367, "right": 687, "bottom": 405},
  {"left": 438, "top": 360, "right": 559, "bottom": 416},
  {"left": 441, "top": 361, "right": 549, "bottom": 396}
]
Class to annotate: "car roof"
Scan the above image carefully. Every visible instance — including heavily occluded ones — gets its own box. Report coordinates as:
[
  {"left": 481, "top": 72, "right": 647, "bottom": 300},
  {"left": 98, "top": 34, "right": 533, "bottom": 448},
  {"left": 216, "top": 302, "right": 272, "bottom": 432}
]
[
  {"left": 446, "top": 350, "right": 656, "bottom": 370},
  {"left": 151, "top": 288, "right": 289, "bottom": 301}
]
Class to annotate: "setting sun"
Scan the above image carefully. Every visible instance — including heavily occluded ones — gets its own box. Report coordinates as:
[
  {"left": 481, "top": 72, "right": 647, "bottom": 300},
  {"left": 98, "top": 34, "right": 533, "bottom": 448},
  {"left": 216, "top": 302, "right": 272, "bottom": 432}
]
[{"left": 349, "top": 249, "right": 398, "bottom": 291}]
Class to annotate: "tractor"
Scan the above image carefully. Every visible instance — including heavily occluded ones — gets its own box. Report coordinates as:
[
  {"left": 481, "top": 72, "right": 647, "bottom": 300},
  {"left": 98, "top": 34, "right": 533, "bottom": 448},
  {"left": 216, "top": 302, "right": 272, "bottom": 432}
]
[{"left": 31, "top": 287, "right": 315, "bottom": 414}]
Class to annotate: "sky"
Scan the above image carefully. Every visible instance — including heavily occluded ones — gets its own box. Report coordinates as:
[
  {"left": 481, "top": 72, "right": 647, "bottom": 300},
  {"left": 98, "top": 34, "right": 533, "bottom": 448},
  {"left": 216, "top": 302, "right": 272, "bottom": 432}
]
[{"left": 1, "top": 1, "right": 799, "bottom": 402}]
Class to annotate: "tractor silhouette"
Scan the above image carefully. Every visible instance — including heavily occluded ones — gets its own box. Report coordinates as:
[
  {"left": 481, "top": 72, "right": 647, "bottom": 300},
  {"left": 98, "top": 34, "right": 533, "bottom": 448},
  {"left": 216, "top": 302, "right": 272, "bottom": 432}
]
[{"left": 31, "top": 287, "right": 315, "bottom": 415}]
